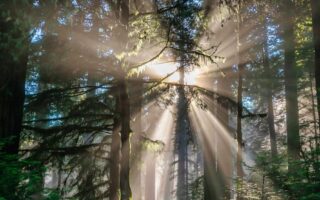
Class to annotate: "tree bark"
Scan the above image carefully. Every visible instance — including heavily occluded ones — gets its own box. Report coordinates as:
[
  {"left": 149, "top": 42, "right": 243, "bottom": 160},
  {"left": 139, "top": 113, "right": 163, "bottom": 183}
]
[
  {"left": 311, "top": 0, "right": 320, "bottom": 133},
  {"left": 0, "top": 21, "right": 28, "bottom": 155},
  {"left": 113, "top": 1, "right": 133, "bottom": 199},
  {"left": 119, "top": 80, "right": 132, "bottom": 200},
  {"left": 0, "top": 6, "right": 29, "bottom": 198},
  {"left": 262, "top": 17, "right": 278, "bottom": 157},
  {"left": 176, "top": 66, "right": 189, "bottom": 200},
  {"left": 217, "top": 76, "right": 232, "bottom": 199},
  {"left": 236, "top": 3, "right": 245, "bottom": 181},
  {"left": 236, "top": 5, "right": 245, "bottom": 199},
  {"left": 110, "top": 87, "right": 121, "bottom": 200},
  {"left": 282, "top": 0, "right": 300, "bottom": 167}
]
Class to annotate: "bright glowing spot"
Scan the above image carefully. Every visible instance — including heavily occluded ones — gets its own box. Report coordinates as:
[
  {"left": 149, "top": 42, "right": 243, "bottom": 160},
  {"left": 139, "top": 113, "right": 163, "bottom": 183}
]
[
  {"left": 169, "top": 72, "right": 180, "bottom": 82},
  {"left": 147, "top": 62, "right": 201, "bottom": 85},
  {"left": 148, "top": 62, "right": 180, "bottom": 82},
  {"left": 185, "top": 69, "right": 200, "bottom": 85}
]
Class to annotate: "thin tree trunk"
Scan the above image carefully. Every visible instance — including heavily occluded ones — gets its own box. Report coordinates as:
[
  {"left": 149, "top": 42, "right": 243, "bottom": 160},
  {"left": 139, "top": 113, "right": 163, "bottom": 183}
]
[
  {"left": 262, "top": 17, "right": 278, "bottom": 157},
  {"left": 267, "top": 89, "right": 277, "bottom": 157},
  {"left": 311, "top": 0, "right": 320, "bottom": 133},
  {"left": 309, "top": 68, "right": 318, "bottom": 142},
  {"left": 282, "top": 0, "right": 300, "bottom": 168},
  {"left": 110, "top": 87, "right": 121, "bottom": 200},
  {"left": 203, "top": 91, "right": 216, "bottom": 200},
  {"left": 236, "top": 3, "right": 245, "bottom": 180},
  {"left": 217, "top": 77, "right": 232, "bottom": 199},
  {"left": 236, "top": 5, "right": 245, "bottom": 199}
]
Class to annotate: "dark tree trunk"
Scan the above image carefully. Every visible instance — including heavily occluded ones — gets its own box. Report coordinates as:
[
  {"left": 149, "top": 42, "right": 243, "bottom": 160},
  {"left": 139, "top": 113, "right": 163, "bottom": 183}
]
[
  {"left": 267, "top": 87, "right": 277, "bottom": 157},
  {"left": 110, "top": 87, "right": 121, "bottom": 200},
  {"left": 113, "top": 1, "right": 133, "bottom": 199},
  {"left": 311, "top": 0, "right": 320, "bottom": 133},
  {"left": 176, "top": 66, "right": 189, "bottom": 200},
  {"left": 0, "top": 7, "right": 29, "bottom": 198},
  {"left": 236, "top": 60, "right": 244, "bottom": 177},
  {"left": 262, "top": 18, "right": 278, "bottom": 157},
  {"left": 0, "top": 14, "right": 28, "bottom": 155},
  {"left": 236, "top": 6, "right": 245, "bottom": 182},
  {"left": 236, "top": 6, "right": 245, "bottom": 199},
  {"left": 217, "top": 76, "right": 232, "bottom": 199},
  {"left": 0, "top": 52, "right": 27, "bottom": 152},
  {"left": 282, "top": 0, "right": 300, "bottom": 167},
  {"left": 119, "top": 80, "right": 132, "bottom": 200}
]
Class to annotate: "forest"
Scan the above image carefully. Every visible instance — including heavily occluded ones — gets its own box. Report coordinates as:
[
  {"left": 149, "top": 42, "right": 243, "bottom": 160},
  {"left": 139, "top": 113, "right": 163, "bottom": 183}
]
[{"left": 0, "top": 0, "right": 319, "bottom": 199}]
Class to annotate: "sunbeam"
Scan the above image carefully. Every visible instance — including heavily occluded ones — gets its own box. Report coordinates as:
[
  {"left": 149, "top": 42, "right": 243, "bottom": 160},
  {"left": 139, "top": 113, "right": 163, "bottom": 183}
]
[{"left": 3, "top": 0, "right": 318, "bottom": 199}]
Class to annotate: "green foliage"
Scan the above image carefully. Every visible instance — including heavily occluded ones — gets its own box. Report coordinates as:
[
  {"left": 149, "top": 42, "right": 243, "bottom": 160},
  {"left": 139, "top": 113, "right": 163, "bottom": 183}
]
[
  {"left": 141, "top": 135, "right": 165, "bottom": 153},
  {"left": 232, "top": 137, "right": 320, "bottom": 200},
  {"left": 235, "top": 178, "right": 268, "bottom": 200},
  {"left": 0, "top": 139, "right": 60, "bottom": 200},
  {"left": 189, "top": 176, "right": 204, "bottom": 200},
  {"left": 0, "top": 1, "right": 32, "bottom": 60},
  {"left": 44, "top": 190, "right": 61, "bottom": 200},
  {"left": 254, "top": 141, "right": 320, "bottom": 200}
]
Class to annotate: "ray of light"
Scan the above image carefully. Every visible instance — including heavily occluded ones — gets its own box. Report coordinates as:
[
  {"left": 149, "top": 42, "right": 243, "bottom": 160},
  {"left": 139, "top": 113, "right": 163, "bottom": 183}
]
[
  {"left": 128, "top": 91, "right": 177, "bottom": 200},
  {"left": 189, "top": 99, "right": 238, "bottom": 198}
]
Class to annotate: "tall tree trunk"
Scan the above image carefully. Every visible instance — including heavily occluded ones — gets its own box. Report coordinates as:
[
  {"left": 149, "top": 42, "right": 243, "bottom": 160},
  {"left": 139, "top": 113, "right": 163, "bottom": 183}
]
[
  {"left": 236, "top": 52, "right": 244, "bottom": 178},
  {"left": 311, "top": 0, "right": 320, "bottom": 133},
  {"left": 110, "top": 87, "right": 121, "bottom": 200},
  {"left": 0, "top": 18, "right": 28, "bottom": 155},
  {"left": 282, "top": 0, "right": 300, "bottom": 168},
  {"left": 119, "top": 80, "right": 132, "bottom": 200},
  {"left": 176, "top": 66, "right": 189, "bottom": 200},
  {"left": 0, "top": 6, "right": 29, "bottom": 198},
  {"left": 236, "top": 2, "right": 245, "bottom": 182},
  {"left": 217, "top": 76, "right": 232, "bottom": 199},
  {"left": 113, "top": 1, "right": 133, "bottom": 199},
  {"left": 262, "top": 17, "right": 278, "bottom": 157},
  {"left": 236, "top": 5, "right": 245, "bottom": 199}
]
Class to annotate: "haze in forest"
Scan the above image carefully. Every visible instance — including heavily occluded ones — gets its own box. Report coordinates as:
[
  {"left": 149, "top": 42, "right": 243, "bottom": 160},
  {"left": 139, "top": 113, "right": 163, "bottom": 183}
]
[{"left": 0, "top": 0, "right": 319, "bottom": 200}]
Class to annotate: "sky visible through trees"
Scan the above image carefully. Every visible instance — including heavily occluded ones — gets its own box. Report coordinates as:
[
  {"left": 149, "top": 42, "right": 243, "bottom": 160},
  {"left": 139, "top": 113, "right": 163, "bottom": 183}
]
[{"left": 0, "top": 0, "right": 320, "bottom": 200}]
